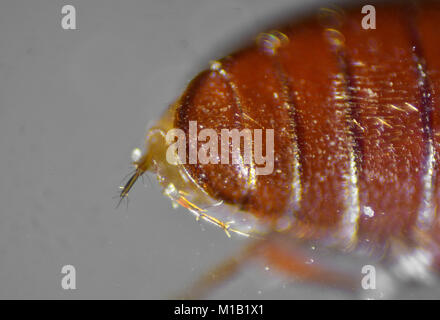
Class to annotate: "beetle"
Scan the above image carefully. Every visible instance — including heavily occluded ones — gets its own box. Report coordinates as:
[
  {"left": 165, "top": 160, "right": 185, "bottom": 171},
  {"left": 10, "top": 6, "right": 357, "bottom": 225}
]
[{"left": 119, "top": 0, "right": 440, "bottom": 298}]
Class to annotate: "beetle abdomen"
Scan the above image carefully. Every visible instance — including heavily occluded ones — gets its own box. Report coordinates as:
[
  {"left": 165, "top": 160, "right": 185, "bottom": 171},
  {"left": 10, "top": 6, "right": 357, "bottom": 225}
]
[{"left": 172, "top": 1, "right": 440, "bottom": 251}]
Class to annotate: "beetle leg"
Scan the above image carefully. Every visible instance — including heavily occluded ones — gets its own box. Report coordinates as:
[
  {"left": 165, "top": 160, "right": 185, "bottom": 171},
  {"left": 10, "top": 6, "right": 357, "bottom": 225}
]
[
  {"left": 176, "top": 194, "right": 255, "bottom": 238},
  {"left": 177, "top": 239, "right": 264, "bottom": 299},
  {"left": 177, "top": 234, "right": 358, "bottom": 299},
  {"left": 258, "top": 238, "right": 358, "bottom": 291}
]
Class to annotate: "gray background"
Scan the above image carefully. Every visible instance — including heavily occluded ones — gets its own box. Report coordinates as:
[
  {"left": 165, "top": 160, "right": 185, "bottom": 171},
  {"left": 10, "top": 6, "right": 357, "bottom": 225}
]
[{"left": 0, "top": 0, "right": 439, "bottom": 299}]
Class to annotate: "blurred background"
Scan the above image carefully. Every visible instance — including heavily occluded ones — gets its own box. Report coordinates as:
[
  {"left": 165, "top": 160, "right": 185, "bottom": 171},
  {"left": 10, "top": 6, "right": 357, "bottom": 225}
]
[{"left": 1, "top": 0, "right": 439, "bottom": 299}]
